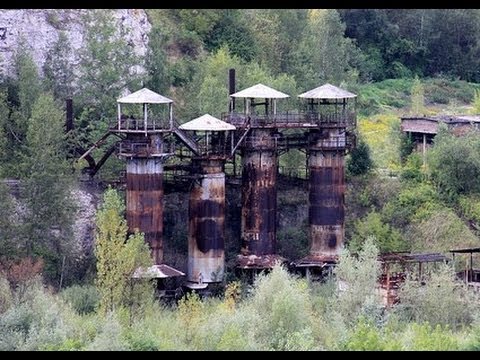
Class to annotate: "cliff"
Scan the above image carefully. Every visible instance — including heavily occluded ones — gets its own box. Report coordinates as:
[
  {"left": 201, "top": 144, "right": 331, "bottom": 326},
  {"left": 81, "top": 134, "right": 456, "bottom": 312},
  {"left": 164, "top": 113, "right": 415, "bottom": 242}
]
[{"left": 0, "top": 9, "right": 151, "bottom": 78}]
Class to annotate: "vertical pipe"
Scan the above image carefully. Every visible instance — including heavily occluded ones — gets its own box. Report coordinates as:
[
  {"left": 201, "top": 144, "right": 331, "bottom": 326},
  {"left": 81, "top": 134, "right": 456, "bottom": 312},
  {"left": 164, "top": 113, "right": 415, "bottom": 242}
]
[
  {"left": 126, "top": 157, "right": 164, "bottom": 265},
  {"left": 188, "top": 159, "right": 225, "bottom": 283},
  {"left": 144, "top": 103, "right": 148, "bottom": 136},
  {"left": 308, "top": 129, "right": 345, "bottom": 259},
  {"left": 240, "top": 128, "right": 277, "bottom": 256},
  {"left": 117, "top": 103, "right": 121, "bottom": 129}
]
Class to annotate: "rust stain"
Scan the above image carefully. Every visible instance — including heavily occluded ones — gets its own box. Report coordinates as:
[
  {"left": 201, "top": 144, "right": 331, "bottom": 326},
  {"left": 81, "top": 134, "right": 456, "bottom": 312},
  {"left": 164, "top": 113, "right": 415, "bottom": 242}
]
[
  {"left": 126, "top": 159, "right": 164, "bottom": 265},
  {"left": 240, "top": 129, "right": 277, "bottom": 259},
  {"left": 188, "top": 159, "right": 225, "bottom": 283},
  {"left": 308, "top": 131, "right": 346, "bottom": 258}
]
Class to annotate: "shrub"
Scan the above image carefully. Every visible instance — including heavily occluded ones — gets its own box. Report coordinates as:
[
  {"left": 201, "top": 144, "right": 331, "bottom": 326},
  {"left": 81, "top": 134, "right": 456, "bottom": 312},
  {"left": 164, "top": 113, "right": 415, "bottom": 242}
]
[
  {"left": 334, "top": 237, "right": 383, "bottom": 324},
  {"left": 350, "top": 211, "right": 407, "bottom": 253},
  {"left": 244, "top": 264, "right": 316, "bottom": 350},
  {"left": 396, "top": 264, "right": 477, "bottom": 329},
  {"left": 61, "top": 284, "right": 99, "bottom": 315}
]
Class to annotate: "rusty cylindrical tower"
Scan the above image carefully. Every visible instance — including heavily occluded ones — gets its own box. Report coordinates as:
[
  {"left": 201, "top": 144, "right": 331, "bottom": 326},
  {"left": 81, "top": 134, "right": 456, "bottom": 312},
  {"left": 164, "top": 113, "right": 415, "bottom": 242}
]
[
  {"left": 113, "top": 88, "right": 183, "bottom": 278},
  {"left": 241, "top": 129, "right": 277, "bottom": 258},
  {"left": 179, "top": 114, "right": 235, "bottom": 288},
  {"left": 225, "top": 83, "right": 290, "bottom": 269},
  {"left": 295, "top": 84, "right": 357, "bottom": 275}
]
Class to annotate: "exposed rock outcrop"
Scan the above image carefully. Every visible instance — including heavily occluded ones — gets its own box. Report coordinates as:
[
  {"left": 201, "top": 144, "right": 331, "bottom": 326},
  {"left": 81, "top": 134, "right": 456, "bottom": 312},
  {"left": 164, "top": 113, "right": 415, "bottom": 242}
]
[{"left": 0, "top": 9, "right": 151, "bottom": 78}]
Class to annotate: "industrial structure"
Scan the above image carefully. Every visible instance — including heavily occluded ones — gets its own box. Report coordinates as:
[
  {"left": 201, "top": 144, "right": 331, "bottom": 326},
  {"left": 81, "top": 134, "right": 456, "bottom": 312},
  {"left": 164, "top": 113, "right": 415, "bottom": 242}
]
[
  {"left": 179, "top": 114, "right": 236, "bottom": 289},
  {"left": 108, "top": 88, "right": 185, "bottom": 282},
  {"left": 401, "top": 114, "right": 480, "bottom": 154},
  {"left": 80, "top": 71, "right": 359, "bottom": 290}
]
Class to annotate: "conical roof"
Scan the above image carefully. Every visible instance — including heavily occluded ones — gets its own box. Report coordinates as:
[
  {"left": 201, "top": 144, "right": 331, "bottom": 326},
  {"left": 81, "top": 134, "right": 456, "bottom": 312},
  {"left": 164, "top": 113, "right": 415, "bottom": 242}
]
[
  {"left": 230, "top": 83, "right": 289, "bottom": 99},
  {"left": 298, "top": 83, "right": 356, "bottom": 99},
  {"left": 117, "top": 88, "right": 173, "bottom": 104},
  {"left": 179, "top": 114, "right": 236, "bottom": 131}
]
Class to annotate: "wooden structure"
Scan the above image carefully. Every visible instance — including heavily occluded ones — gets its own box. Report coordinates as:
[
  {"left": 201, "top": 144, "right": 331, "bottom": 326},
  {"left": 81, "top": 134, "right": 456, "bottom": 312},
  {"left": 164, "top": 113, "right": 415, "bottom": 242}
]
[{"left": 378, "top": 252, "right": 449, "bottom": 307}]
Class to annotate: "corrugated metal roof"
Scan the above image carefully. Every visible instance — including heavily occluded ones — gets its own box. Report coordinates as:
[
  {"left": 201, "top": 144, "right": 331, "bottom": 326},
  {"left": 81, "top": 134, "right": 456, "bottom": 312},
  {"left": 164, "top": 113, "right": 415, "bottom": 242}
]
[
  {"left": 117, "top": 88, "right": 173, "bottom": 104},
  {"left": 179, "top": 114, "right": 236, "bottom": 131},
  {"left": 230, "top": 83, "right": 290, "bottom": 99},
  {"left": 132, "top": 264, "right": 185, "bottom": 279},
  {"left": 298, "top": 83, "right": 357, "bottom": 99}
]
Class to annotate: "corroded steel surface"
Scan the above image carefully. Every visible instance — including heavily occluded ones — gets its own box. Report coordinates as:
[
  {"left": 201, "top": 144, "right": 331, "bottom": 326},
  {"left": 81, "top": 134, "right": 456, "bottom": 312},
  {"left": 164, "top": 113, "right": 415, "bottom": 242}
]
[
  {"left": 126, "top": 158, "right": 164, "bottom": 265},
  {"left": 236, "top": 254, "right": 286, "bottom": 269},
  {"left": 187, "top": 159, "right": 225, "bottom": 283},
  {"left": 240, "top": 129, "right": 277, "bottom": 258},
  {"left": 308, "top": 131, "right": 346, "bottom": 258}
]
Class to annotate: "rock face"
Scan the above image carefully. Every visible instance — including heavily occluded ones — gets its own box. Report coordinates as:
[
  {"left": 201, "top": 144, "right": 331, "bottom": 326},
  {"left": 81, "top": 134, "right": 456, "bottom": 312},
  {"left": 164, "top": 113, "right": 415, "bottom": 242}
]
[{"left": 0, "top": 9, "right": 151, "bottom": 78}]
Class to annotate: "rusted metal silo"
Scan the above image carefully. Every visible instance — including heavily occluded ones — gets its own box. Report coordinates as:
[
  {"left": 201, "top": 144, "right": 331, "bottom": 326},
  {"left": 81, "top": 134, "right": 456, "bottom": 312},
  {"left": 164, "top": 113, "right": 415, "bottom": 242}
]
[
  {"left": 179, "top": 114, "right": 235, "bottom": 288},
  {"left": 113, "top": 88, "right": 184, "bottom": 278},
  {"left": 225, "top": 84, "right": 290, "bottom": 270},
  {"left": 295, "top": 84, "right": 357, "bottom": 276}
]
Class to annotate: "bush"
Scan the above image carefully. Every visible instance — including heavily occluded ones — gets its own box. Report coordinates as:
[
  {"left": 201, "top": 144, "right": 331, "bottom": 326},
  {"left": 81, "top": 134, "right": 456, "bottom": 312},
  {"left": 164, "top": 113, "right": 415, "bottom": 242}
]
[
  {"left": 86, "top": 312, "right": 128, "bottom": 351},
  {"left": 350, "top": 211, "right": 407, "bottom": 253},
  {"left": 396, "top": 264, "right": 477, "bottom": 329},
  {"left": 61, "top": 284, "right": 99, "bottom": 315},
  {"left": 407, "top": 208, "right": 478, "bottom": 252},
  {"left": 244, "top": 264, "right": 316, "bottom": 350},
  {"left": 334, "top": 237, "right": 383, "bottom": 324},
  {"left": 347, "top": 139, "right": 374, "bottom": 177},
  {"left": 0, "top": 278, "right": 76, "bottom": 351}
]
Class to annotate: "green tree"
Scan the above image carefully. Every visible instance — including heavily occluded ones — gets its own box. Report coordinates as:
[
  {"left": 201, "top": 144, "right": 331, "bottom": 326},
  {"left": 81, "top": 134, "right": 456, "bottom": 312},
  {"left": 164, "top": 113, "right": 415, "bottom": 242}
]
[
  {"left": 43, "top": 31, "right": 75, "bottom": 100},
  {"left": 78, "top": 9, "right": 142, "bottom": 133},
  {"left": 204, "top": 10, "right": 257, "bottom": 62},
  {"left": 350, "top": 211, "right": 407, "bottom": 253},
  {"left": 470, "top": 89, "right": 480, "bottom": 114},
  {"left": 0, "top": 182, "right": 17, "bottom": 261},
  {"left": 2, "top": 40, "right": 42, "bottom": 177},
  {"left": 145, "top": 27, "right": 171, "bottom": 96},
  {"left": 94, "top": 188, "right": 154, "bottom": 315},
  {"left": 0, "top": 90, "right": 9, "bottom": 168},
  {"left": 21, "top": 93, "right": 75, "bottom": 286},
  {"left": 14, "top": 38, "right": 41, "bottom": 120},
  {"left": 410, "top": 76, "right": 425, "bottom": 115},
  {"left": 294, "top": 9, "right": 360, "bottom": 89},
  {"left": 428, "top": 130, "right": 480, "bottom": 198},
  {"left": 347, "top": 138, "right": 374, "bottom": 176}
]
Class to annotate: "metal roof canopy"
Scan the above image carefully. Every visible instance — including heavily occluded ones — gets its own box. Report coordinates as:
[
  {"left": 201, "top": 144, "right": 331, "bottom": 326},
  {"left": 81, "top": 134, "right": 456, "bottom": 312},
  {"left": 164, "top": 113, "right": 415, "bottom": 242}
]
[
  {"left": 298, "top": 83, "right": 357, "bottom": 100},
  {"left": 401, "top": 115, "right": 480, "bottom": 124},
  {"left": 230, "top": 83, "right": 290, "bottom": 99},
  {"left": 379, "top": 252, "right": 449, "bottom": 263},
  {"left": 132, "top": 264, "right": 185, "bottom": 279},
  {"left": 117, "top": 88, "right": 173, "bottom": 104},
  {"left": 450, "top": 247, "right": 480, "bottom": 254},
  {"left": 179, "top": 114, "right": 236, "bottom": 131}
]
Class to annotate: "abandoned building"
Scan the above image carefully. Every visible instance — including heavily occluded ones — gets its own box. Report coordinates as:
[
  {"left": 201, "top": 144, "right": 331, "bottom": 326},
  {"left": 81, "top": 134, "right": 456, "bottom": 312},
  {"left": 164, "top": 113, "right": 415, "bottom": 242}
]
[{"left": 400, "top": 114, "right": 480, "bottom": 153}]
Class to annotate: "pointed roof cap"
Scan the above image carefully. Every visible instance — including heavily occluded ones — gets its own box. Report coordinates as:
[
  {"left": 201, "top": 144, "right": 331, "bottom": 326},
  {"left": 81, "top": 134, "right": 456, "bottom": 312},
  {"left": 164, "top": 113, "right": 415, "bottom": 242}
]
[
  {"left": 117, "top": 88, "right": 173, "bottom": 104},
  {"left": 179, "top": 114, "right": 236, "bottom": 131},
  {"left": 298, "top": 83, "right": 357, "bottom": 99},
  {"left": 230, "top": 83, "right": 289, "bottom": 99}
]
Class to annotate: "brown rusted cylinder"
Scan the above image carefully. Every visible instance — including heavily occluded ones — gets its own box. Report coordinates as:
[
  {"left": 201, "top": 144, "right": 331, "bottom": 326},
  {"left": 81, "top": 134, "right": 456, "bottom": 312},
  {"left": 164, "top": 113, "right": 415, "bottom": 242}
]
[
  {"left": 241, "top": 129, "right": 277, "bottom": 256},
  {"left": 126, "top": 158, "right": 164, "bottom": 265},
  {"left": 308, "top": 129, "right": 346, "bottom": 257},
  {"left": 188, "top": 159, "right": 225, "bottom": 283}
]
